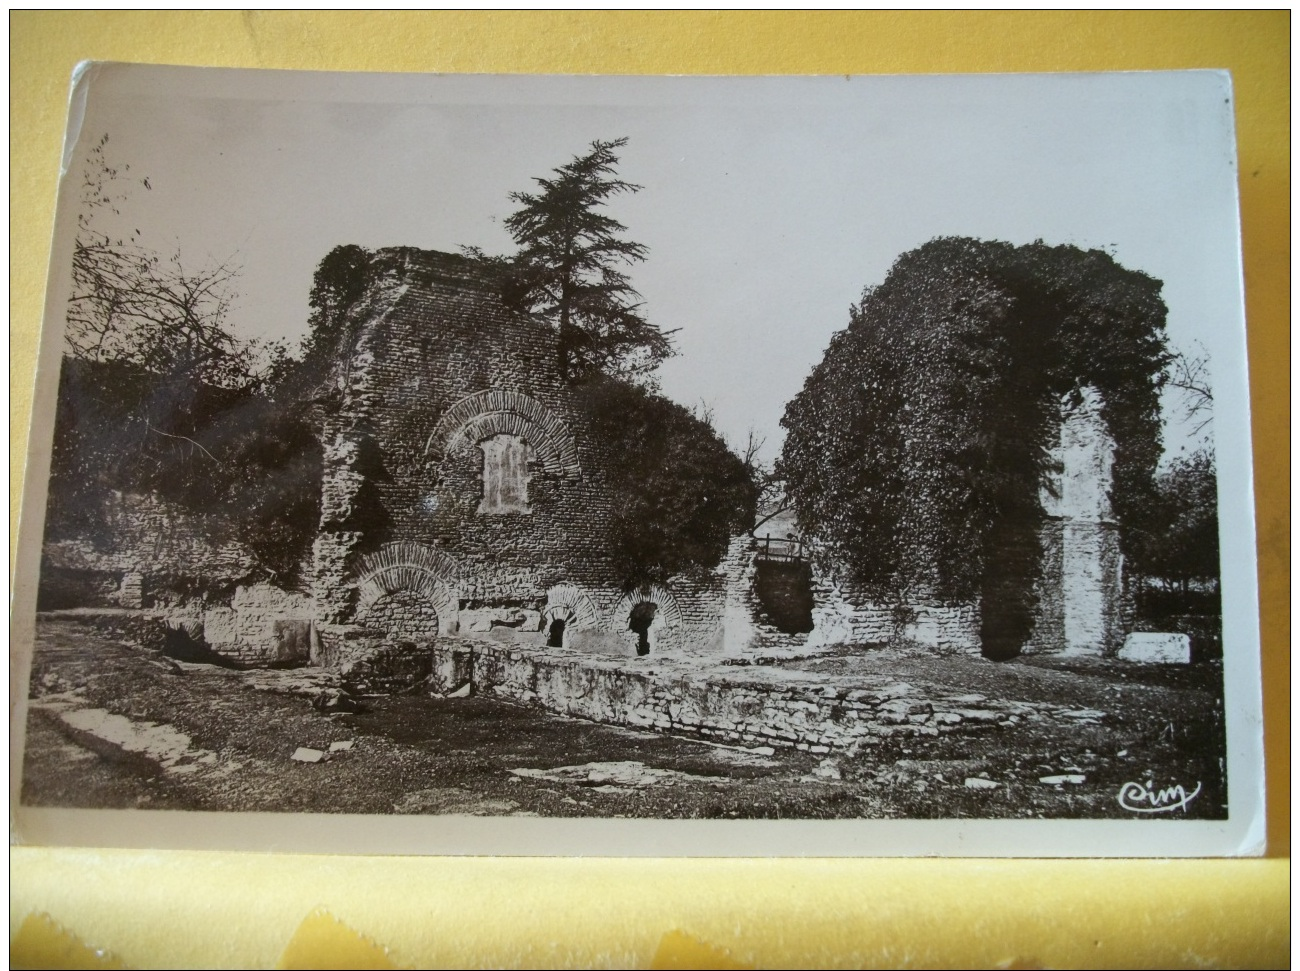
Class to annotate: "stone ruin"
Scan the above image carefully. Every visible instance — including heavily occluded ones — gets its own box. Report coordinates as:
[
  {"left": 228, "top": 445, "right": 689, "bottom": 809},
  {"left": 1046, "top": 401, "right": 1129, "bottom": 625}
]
[
  {"left": 39, "top": 247, "right": 1132, "bottom": 675},
  {"left": 774, "top": 386, "right": 1129, "bottom": 659}
]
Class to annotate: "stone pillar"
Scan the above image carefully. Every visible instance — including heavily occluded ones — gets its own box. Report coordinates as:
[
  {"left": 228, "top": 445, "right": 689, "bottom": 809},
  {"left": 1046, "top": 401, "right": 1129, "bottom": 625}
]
[
  {"left": 1061, "top": 521, "right": 1124, "bottom": 656},
  {"left": 720, "top": 535, "right": 760, "bottom": 655},
  {"left": 312, "top": 431, "right": 368, "bottom": 624},
  {"left": 1034, "top": 388, "right": 1125, "bottom": 656}
]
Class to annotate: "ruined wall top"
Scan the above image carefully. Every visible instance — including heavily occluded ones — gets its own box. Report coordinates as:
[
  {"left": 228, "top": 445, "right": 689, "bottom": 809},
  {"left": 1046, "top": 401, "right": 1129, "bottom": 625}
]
[{"left": 369, "top": 247, "right": 509, "bottom": 294}]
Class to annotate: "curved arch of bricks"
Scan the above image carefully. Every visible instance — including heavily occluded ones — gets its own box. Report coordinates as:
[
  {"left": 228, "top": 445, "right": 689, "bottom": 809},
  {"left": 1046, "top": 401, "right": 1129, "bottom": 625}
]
[
  {"left": 353, "top": 542, "right": 460, "bottom": 634},
  {"left": 424, "top": 390, "right": 580, "bottom": 478},
  {"left": 542, "top": 583, "right": 601, "bottom": 630},
  {"left": 612, "top": 584, "right": 685, "bottom": 631}
]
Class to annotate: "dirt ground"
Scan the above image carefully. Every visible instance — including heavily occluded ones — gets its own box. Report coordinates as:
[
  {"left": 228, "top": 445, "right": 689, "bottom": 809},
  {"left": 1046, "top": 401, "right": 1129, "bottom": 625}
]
[{"left": 17, "top": 618, "right": 1227, "bottom": 820}]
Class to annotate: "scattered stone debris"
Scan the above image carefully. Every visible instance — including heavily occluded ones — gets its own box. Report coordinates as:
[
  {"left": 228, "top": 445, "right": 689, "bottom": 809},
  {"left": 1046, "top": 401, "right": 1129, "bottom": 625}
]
[
  {"left": 509, "top": 761, "right": 730, "bottom": 790},
  {"left": 808, "top": 759, "right": 842, "bottom": 782},
  {"left": 964, "top": 777, "right": 999, "bottom": 790},
  {"left": 1061, "top": 708, "right": 1106, "bottom": 721},
  {"left": 238, "top": 667, "right": 360, "bottom": 713},
  {"left": 393, "top": 788, "right": 520, "bottom": 815},
  {"left": 291, "top": 747, "right": 325, "bottom": 763},
  {"left": 1039, "top": 774, "right": 1086, "bottom": 786},
  {"left": 312, "top": 689, "right": 360, "bottom": 713},
  {"left": 329, "top": 740, "right": 354, "bottom": 753},
  {"left": 876, "top": 759, "right": 991, "bottom": 787}
]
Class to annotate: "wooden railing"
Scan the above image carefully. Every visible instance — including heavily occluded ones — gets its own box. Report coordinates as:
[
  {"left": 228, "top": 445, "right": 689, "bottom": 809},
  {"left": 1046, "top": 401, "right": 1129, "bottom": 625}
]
[{"left": 754, "top": 535, "right": 804, "bottom": 563}]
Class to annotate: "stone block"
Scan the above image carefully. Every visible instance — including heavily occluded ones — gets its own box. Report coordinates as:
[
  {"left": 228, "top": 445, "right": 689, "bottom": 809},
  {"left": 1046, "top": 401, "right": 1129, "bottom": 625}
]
[
  {"left": 460, "top": 607, "right": 542, "bottom": 633},
  {"left": 118, "top": 572, "right": 145, "bottom": 609},
  {"left": 1119, "top": 632, "right": 1191, "bottom": 664}
]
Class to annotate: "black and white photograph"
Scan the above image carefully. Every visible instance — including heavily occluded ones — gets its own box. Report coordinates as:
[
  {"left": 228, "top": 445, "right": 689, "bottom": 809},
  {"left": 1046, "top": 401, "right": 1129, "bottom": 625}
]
[{"left": 11, "top": 66, "right": 1265, "bottom": 856}]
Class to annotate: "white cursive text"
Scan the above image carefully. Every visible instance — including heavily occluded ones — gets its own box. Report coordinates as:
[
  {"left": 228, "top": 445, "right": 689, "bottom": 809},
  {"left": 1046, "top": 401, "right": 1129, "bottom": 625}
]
[{"left": 1117, "top": 778, "right": 1202, "bottom": 814}]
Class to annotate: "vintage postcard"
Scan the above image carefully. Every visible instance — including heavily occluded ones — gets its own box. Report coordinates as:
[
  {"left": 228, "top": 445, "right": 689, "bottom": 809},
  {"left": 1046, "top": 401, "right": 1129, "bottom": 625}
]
[{"left": 11, "top": 66, "right": 1264, "bottom": 855}]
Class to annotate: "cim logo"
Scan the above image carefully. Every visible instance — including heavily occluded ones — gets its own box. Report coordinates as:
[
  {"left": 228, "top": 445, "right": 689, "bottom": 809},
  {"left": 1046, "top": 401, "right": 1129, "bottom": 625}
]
[{"left": 1117, "top": 778, "right": 1203, "bottom": 814}]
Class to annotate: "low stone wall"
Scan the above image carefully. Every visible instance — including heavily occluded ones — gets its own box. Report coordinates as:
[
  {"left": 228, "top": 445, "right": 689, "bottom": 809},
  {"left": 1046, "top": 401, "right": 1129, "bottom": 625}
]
[
  {"left": 806, "top": 578, "right": 981, "bottom": 656},
  {"left": 422, "top": 636, "right": 1027, "bottom": 753},
  {"left": 199, "top": 584, "right": 314, "bottom": 666},
  {"left": 311, "top": 624, "right": 434, "bottom": 693}
]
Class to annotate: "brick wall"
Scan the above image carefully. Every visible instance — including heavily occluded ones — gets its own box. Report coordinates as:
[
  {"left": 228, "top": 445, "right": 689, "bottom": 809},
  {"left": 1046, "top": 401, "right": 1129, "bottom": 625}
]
[
  {"left": 40, "top": 490, "right": 257, "bottom": 608},
  {"left": 312, "top": 249, "right": 732, "bottom": 654}
]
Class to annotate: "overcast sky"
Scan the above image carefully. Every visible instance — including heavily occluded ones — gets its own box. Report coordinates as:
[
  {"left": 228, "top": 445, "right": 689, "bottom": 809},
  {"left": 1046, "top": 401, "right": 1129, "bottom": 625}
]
[{"left": 57, "top": 67, "right": 1246, "bottom": 465}]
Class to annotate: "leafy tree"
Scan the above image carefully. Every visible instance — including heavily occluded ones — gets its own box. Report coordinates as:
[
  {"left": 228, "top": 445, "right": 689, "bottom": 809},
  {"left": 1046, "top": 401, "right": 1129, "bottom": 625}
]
[
  {"left": 301, "top": 244, "right": 376, "bottom": 362},
  {"left": 573, "top": 377, "right": 757, "bottom": 587},
  {"left": 501, "top": 137, "right": 676, "bottom": 382},
  {"left": 45, "top": 356, "right": 322, "bottom": 585},
  {"left": 780, "top": 237, "right": 1169, "bottom": 659},
  {"left": 1131, "top": 449, "right": 1220, "bottom": 595}
]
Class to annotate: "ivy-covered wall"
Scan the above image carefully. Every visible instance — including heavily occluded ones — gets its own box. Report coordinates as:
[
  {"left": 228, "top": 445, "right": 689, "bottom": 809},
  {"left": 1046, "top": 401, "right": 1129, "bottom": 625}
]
[{"left": 312, "top": 248, "right": 735, "bottom": 654}]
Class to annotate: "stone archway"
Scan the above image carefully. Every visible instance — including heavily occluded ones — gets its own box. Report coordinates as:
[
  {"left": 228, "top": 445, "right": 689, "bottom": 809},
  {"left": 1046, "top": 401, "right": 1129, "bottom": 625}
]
[
  {"left": 612, "top": 584, "right": 684, "bottom": 655},
  {"left": 542, "top": 583, "right": 600, "bottom": 649},
  {"left": 353, "top": 542, "right": 460, "bottom": 635}
]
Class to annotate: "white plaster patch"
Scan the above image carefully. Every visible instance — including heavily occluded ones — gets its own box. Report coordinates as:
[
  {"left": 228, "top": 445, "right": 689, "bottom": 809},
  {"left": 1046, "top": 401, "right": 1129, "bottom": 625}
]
[{"left": 1119, "top": 632, "right": 1192, "bottom": 664}]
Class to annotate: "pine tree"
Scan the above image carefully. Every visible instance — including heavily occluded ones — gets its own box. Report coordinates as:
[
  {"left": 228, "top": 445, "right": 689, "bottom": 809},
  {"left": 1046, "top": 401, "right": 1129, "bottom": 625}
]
[{"left": 503, "top": 137, "right": 675, "bottom": 382}]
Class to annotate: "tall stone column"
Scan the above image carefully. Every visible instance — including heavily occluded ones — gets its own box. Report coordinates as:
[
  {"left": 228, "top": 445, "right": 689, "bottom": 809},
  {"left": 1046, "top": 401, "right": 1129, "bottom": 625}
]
[
  {"left": 312, "top": 431, "right": 368, "bottom": 624},
  {"left": 720, "top": 535, "right": 761, "bottom": 655},
  {"left": 1034, "top": 387, "right": 1125, "bottom": 656}
]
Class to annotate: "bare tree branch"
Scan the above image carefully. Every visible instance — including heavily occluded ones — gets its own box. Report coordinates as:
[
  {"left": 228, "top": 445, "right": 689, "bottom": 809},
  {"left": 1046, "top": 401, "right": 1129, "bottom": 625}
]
[
  {"left": 1167, "top": 342, "right": 1214, "bottom": 436},
  {"left": 65, "top": 134, "right": 258, "bottom": 391}
]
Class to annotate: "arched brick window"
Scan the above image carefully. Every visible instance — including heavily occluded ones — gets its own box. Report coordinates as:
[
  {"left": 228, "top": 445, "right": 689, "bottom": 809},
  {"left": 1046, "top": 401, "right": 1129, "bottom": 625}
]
[{"left": 478, "top": 434, "right": 535, "bottom": 514}]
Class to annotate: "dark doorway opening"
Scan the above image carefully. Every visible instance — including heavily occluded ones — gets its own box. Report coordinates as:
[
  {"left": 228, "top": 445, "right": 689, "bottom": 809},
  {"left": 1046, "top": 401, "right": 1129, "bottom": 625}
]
[
  {"left": 628, "top": 601, "right": 657, "bottom": 656},
  {"left": 547, "top": 617, "right": 566, "bottom": 648},
  {"left": 754, "top": 560, "right": 815, "bottom": 634}
]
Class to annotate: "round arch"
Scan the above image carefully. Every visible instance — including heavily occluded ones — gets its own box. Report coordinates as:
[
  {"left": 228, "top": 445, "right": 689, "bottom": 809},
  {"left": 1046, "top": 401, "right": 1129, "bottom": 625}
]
[
  {"left": 612, "top": 584, "right": 685, "bottom": 630},
  {"left": 353, "top": 542, "right": 460, "bottom": 635},
  {"left": 542, "top": 583, "right": 601, "bottom": 629},
  {"left": 424, "top": 389, "right": 580, "bottom": 478}
]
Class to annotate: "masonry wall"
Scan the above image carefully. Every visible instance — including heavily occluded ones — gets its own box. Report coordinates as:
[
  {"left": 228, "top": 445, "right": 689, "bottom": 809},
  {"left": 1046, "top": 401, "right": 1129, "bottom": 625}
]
[
  {"left": 186, "top": 583, "right": 315, "bottom": 666},
  {"left": 804, "top": 571, "right": 982, "bottom": 655},
  {"left": 40, "top": 490, "right": 256, "bottom": 609},
  {"left": 425, "top": 636, "right": 1030, "bottom": 753},
  {"left": 1028, "top": 388, "right": 1127, "bottom": 656},
  {"left": 312, "top": 249, "right": 729, "bottom": 654}
]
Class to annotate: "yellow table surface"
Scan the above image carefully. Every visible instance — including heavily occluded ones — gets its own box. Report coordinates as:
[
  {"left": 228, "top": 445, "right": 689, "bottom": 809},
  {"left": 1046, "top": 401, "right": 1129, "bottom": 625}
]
[{"left": 10, "top": 12, "right": 1289, "bottom": 969}]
